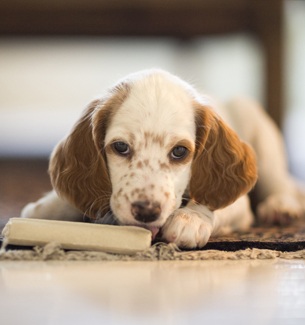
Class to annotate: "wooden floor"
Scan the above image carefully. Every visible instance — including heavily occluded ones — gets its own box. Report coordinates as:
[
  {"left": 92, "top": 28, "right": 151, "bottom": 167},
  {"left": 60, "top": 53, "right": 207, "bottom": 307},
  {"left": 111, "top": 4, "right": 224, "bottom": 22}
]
[{"left": 0, "top": 259, "right": 305, "bottom": 324}]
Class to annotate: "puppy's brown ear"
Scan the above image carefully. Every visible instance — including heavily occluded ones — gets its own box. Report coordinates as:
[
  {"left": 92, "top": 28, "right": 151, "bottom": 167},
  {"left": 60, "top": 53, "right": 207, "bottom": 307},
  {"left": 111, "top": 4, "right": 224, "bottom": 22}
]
[
  {"left": 49, "top": 84, "right": 129, "bottom": 219},
  {"left": 49, "top": 99, "right": 110, "bottom": 219},
  {"left": 190, "top": 103, "right": 257, "bottom": 210}
]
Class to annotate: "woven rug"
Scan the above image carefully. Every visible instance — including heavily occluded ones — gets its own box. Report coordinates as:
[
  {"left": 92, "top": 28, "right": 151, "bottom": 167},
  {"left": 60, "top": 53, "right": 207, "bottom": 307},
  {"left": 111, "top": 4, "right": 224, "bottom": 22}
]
[
  {"left": 1, "top": 241, "right": 305, "bottom": 261},
  {"left": 1, "top": 159, "right": 305, "bottom": 261},
  {"left": 1, "top": 222, "right": 305, "bottom": 261}
]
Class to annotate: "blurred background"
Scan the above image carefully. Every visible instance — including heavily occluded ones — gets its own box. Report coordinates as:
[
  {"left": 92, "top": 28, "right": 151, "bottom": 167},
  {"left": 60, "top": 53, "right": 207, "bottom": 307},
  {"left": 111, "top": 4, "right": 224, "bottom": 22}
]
[{"left": 0, "top": 0, "right": 304, "bottom": 223}]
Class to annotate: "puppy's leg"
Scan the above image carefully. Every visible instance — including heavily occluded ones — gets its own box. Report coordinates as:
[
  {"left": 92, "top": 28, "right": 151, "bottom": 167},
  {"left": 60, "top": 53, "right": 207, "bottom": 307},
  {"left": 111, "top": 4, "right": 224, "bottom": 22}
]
[
  {"left": 161, "top": 202, "right": 214, "bottom": 248},
  {"left": 21, "top": 190, "right": 84, "bottom": 222},
  {"left": 212, "top": 195, "right": 254, "bottom": 236},
  {"left": 226, "top": 98, "right": 304, "bottom": 225},
  {"left": 161, "top": 196, "right": 253, "bottom": 248}
]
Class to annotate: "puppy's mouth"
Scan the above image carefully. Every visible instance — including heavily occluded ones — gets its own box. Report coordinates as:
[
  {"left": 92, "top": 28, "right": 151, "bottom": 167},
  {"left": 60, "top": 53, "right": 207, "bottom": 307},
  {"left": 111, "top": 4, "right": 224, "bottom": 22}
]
[
  {"left": 136, "top": 225, "right": 160, "bottom": 241},
  {"left": 120, "top": 223, "right": 160, "bottom": 241},
  {"left": 95, "top": 210, "right": 161, "bottom": 240}
]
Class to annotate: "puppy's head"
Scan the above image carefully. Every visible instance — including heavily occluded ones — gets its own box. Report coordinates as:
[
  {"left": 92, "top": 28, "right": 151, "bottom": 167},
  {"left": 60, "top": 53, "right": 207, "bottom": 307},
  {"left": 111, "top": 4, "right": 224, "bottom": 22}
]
[{"left": 49, "top": 70, "right": 257, "bottom": 232}]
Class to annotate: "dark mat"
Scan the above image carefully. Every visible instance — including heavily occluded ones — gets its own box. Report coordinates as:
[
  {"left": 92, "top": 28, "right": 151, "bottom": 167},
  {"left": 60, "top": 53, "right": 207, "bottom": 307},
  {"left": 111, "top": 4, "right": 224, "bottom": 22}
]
[{"left": 203, "top": 223, "right": 305, "bottom": 252}]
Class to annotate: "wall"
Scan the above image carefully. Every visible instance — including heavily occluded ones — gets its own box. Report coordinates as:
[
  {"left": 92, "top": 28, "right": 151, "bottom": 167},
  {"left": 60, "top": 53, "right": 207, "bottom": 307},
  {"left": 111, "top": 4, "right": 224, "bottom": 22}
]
[
  {"left": 0, "top": 1, "right": 304, "bottom": 180},
  {"left": 0, "top": 35, "right": 262, "bottom": 156}
]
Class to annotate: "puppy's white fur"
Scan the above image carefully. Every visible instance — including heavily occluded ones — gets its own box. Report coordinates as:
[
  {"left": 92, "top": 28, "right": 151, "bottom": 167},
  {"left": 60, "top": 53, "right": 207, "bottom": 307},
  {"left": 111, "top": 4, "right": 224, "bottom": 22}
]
[
  {"left": 106, "top": 73, "right": 195, "bottom": 227},
  {"left": 21, "top": 69, "right": 305, "bottom": 248}
]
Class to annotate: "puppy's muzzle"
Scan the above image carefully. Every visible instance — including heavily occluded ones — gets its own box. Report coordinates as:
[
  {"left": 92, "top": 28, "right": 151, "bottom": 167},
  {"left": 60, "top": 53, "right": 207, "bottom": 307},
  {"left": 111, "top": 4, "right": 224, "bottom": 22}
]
[{"left": 131, "top": 201, "right": 161, "bottom": 223}]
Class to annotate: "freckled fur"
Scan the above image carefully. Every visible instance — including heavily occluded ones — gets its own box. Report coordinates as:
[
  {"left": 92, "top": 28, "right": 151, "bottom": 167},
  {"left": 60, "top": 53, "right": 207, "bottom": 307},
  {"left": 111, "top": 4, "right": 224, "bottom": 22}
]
[
  {"left": 120, "top": 174, "right": 128, "bottom": 181},
  {"left": 35, "top": 69, "right": 264, "bottom": 250},
  {"left": 25, "top": 69, "right": 303, "bottom": 249},
  {"left": 159, "top": 162, "right": 170, "bottom": 171}
]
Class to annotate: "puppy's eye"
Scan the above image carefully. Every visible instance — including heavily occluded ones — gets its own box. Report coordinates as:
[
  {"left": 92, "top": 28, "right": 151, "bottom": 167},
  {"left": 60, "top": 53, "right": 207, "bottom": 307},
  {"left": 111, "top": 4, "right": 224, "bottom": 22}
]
[
  {"left": 171, "top": 146, "right": 188, "bottom": 159},
  {"left": 113, "top": 142, "right": 130, "bottom": 155}
]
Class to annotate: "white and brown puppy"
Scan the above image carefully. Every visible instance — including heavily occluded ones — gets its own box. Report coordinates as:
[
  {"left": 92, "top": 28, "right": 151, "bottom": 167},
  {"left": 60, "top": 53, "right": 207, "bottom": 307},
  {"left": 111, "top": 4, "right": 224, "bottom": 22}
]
[{"left": 21, "top": 69, "right": 305, "bottom": 248}]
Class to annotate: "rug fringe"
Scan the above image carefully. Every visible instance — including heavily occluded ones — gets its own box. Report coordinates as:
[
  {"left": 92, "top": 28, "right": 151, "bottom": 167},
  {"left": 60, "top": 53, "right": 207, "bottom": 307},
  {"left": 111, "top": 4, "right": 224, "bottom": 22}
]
[{"left": 1, "top": 242, "right": 305, "bottom": 261}]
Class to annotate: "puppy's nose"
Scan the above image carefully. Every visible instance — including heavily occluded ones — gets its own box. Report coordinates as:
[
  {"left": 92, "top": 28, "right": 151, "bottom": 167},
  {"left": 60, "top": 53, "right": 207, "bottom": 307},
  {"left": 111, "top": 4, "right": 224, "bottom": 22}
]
[{"left": 131, "top": 201, "right": 161, "bottom": 223}]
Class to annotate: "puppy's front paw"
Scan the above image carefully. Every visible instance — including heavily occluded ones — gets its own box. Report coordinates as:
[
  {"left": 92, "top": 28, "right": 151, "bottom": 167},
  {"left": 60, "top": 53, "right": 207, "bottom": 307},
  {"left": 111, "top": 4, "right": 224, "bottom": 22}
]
[
  {"left": 257, "top": 194, "right": 303, "bottom": 225},
  {"left": 161, "top": 208, "right": 213, "bottom": 248}
]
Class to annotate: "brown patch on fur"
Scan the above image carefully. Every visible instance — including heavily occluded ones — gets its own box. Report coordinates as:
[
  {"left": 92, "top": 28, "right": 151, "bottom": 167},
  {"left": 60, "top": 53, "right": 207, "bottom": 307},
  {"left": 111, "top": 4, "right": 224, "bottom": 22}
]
[
  {"left": 150, "top": 184, "right": 155, "bottom": 189},
  {"left": 143, "top": 159, "right": 149, "bottom": 166},
  {"left": 93, "top": 83, "right": 130, "bottom": 152},
  {"left": 130, "top": 172, "right": 135, "bottom": 178},
  {"left": 49, "top": 83, "right": 130, "bottom": 219},
  {"left": 131, "top": 188, "right": 140, "bottom": 196},
  {"left": 113, "top": 202, "right": 121, "bottom": 210},
  {"left": 144, "top": 131, "right": 165, "bottom": 147},
  {"left": 138, "top": 193, "right": 149, "bottom": 201},
  {"left": 126, "top": 182, "right": 130, "bottom": 186},
  {"left": 179, "top": 214, "right": 191, "bottom": 221},
  {"left": 152, "top": 133, "right": 165, "bottom": 147},
  {"left": 160, "top": 162, "right": 170, "bottom": 172},
  {"left": 136, "top": 142, "right": 143, "bottom": 151},
  {"left": 120, "top": 174, "right": 128, "bottom": 181},
  {"left": 164, "top": 192, "right": 170, "bottom": 198},
  {"left": 144, "top": 131, "right": 149, "bottom": 147},
  {"left": 189, "top": 101, "right": 257, "bottom": 211},
  {"left": 137, "top": 161, "right": 143, "bottom": 169},
  {"left": 104, "top": 143, "right": 113, "bottom": 156},
  {"left": 127, "top": 132, "right": 135, "bottom": 145}
]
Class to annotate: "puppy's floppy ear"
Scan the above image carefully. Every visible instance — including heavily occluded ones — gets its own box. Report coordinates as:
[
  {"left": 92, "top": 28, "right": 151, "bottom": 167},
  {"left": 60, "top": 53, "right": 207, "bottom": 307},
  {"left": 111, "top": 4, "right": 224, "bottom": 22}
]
[
  {"left": 49, "top": 84, "right": 129, "bottom": 219},
  {"left": 190, "top": 102, "right": 257, "bottom": 210}
]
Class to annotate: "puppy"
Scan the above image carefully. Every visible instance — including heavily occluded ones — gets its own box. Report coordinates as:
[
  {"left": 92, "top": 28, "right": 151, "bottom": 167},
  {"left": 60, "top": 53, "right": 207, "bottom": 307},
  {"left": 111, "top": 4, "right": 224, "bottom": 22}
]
[{"left": 21, "top": 69, "right": 305, "bottom": 248}]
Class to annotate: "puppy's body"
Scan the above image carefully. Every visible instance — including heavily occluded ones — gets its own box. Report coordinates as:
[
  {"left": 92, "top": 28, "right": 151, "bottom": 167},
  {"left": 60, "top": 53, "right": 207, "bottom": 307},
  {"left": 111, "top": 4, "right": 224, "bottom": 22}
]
[{"left": 21, "top": 70, "right": 305, "bottom": 248}]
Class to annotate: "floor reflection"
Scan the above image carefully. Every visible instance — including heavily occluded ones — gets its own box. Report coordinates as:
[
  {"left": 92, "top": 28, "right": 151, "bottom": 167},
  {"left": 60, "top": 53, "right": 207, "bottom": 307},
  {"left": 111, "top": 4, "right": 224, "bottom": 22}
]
[{"left": 0, "top": 259, "right": 304, "bottom": 324}]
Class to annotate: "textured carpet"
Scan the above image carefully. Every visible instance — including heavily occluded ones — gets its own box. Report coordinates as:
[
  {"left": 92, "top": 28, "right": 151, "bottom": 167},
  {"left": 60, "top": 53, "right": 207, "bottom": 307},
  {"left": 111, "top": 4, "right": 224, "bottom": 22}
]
[
  {"left": 1, "top": 223, "right": 305, "bottom": 254},
  {"left": 1, "top": 242, "right": 305, "bottom": 261}
]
